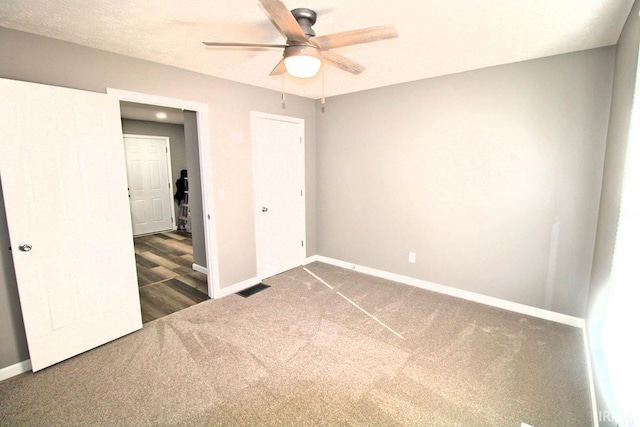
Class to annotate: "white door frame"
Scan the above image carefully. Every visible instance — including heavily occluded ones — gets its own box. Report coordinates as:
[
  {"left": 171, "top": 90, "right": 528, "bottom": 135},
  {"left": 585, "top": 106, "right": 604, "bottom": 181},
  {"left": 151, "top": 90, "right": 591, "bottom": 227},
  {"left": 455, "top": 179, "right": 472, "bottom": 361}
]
[
  {"left": 123, "top": 134, "right": 176, "bottom": 234},
  {"left": 108, "top": 88, "right": 220, "bottom": 299},
  {"left": 250, "top": 111, "right": 306, "bottom": 279}
]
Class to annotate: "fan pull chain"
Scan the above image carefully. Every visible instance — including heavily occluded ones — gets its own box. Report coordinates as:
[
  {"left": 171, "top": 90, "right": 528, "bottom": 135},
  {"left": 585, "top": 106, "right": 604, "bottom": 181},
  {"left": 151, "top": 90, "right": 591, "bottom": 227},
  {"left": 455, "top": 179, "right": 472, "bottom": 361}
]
[
  {"left": 321, "top": 62, "right": 326, "bottom": 113},
  {"left": 281, "top": 72, "right": 286, "bottom": 109}
]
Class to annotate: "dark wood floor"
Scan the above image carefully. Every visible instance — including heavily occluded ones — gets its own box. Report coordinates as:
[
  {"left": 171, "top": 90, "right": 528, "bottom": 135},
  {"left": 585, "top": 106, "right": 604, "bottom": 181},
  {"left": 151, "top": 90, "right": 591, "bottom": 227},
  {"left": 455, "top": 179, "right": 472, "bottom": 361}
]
[{"left": 134, "top": 231, "right": 209, "bottom": 323}]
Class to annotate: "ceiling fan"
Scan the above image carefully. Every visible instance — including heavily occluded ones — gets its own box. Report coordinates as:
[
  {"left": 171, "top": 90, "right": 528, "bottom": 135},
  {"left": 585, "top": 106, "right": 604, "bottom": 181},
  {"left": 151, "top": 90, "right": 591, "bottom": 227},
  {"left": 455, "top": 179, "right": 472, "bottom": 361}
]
[{"left": 203, "top": 0, "right": 398, "bottom": 78}]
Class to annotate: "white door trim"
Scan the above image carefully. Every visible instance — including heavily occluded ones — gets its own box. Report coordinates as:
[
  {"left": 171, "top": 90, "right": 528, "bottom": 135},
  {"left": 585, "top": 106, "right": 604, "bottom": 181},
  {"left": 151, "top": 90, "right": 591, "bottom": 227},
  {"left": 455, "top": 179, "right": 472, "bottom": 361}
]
[
  {"left": 123, "top": 134, "right": 176, "bottom": 234},
  {"left": 107, "top": 88, "right": 220, "bottom": 299},
  {"left": 250, "top": 111, "right": 306, "bottom": 280}
]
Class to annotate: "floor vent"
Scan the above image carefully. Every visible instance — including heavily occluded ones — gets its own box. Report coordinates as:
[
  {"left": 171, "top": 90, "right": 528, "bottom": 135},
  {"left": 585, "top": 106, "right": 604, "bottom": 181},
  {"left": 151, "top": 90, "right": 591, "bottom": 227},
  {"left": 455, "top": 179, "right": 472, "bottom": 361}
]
[{"left": 236, "top": 283, "right": 271, "bottom": 298}]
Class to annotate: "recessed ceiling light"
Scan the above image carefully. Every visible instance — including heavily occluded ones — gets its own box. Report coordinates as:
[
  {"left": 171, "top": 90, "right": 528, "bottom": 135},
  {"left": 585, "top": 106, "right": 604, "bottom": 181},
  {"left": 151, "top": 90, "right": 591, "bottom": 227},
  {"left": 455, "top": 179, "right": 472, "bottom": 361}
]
[{"left": 156, "top": 112, "right": 167, "bottom": 119}]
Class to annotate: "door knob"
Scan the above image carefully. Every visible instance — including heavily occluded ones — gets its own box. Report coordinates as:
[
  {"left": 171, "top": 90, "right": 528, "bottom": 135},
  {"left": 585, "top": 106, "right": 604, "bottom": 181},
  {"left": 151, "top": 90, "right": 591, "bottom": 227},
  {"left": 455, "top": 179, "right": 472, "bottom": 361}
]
[
  {"left": 18, "top": 242, "right": 33, "bottom": 252},
  {"left": 262, "top": 207, "right": 268, "bottom": 212}
]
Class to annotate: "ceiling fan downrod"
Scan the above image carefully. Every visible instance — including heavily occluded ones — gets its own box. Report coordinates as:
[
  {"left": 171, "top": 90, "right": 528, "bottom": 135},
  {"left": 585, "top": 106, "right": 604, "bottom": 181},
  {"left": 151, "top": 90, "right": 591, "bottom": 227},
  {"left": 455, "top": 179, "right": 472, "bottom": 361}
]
[{"left": 290, "top": 8, "right": 317, "bottom": 38}]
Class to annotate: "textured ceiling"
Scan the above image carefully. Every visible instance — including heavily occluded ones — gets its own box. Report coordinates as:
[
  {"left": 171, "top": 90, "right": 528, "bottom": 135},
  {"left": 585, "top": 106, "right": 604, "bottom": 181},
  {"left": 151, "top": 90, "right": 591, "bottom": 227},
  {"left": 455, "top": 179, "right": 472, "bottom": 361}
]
[{"left": 0, "top": 0, "right": 634, "bottom": 99}]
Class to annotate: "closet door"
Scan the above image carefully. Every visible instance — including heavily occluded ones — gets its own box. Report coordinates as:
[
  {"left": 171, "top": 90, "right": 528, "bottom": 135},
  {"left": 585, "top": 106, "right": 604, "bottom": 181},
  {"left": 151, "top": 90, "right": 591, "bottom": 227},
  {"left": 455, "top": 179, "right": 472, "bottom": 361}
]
[
  {"left": 251, "top": 112, "right": 306, "bottom": 279},
  {"left": 0, "top": 78, "right": 142, "bottom": 372}
]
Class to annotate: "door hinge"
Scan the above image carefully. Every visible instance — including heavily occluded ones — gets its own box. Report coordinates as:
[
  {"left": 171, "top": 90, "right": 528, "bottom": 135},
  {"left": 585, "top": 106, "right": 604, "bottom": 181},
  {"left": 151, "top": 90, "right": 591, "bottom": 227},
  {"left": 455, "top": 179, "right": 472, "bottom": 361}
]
[
  {"left": 301, "top": 189, "right": 303, "bottom": 196},
  {"left": 300, "top": 137, "right": 302, "bottom": 144},
  {"left": 302, "top": 240, "right": 304, "bottom": 247}
]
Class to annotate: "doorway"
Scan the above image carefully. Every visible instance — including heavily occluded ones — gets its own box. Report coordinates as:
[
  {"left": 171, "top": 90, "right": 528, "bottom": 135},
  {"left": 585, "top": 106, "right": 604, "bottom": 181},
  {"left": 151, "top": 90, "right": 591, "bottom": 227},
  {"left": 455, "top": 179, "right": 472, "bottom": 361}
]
[
  {"left": 113, "top": 91, "right": 219, "bottom": 322},
  {"left": 120, "top": 107, "right": 204, "bottom": 322}
]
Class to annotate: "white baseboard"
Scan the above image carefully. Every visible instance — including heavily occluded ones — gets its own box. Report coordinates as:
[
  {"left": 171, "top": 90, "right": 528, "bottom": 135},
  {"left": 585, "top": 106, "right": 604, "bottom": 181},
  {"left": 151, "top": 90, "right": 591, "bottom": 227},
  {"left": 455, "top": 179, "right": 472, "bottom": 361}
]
[
  {"left": 216, "top": 276, "right": 261, "bottom": 298},
  {"left": 0, "top": 359, "right": 31, "bottom": 382},
  {"left": 192, "top": 263, "right": 208, "bottom": 275},
  {"left": 305, "top": 255, "right": 585, "bottom": 328}
]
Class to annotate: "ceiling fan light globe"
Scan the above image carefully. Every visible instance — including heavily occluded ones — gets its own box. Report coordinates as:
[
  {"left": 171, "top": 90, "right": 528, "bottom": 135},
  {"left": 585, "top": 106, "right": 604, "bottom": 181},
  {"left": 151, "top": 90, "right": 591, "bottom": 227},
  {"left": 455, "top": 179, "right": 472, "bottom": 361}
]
[{"left": 284, "top": 55, "right": 321, "bottom": 78}]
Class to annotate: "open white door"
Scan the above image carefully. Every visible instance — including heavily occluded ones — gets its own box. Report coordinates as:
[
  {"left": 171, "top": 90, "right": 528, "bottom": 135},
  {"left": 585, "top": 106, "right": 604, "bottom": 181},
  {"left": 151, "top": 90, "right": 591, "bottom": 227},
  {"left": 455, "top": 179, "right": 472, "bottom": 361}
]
[
  {"left": 123, "top": 135, "right": 174, "bottom": 236},
  {"left": 251, "top": 112, "right": 305, "bottom": 279},
  {"left": 0, "top": 78, "right": 142, "bottom": 372}
]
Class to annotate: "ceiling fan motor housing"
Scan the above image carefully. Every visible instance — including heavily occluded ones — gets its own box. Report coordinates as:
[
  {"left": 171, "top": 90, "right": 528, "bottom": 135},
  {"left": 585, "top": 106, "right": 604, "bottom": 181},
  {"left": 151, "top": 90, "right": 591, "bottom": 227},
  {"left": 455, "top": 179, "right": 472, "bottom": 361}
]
[
  {"left": 283, "top": 44, "right": 320, "bottom": 59},
  {"left": 291, "top": 8, "right": 317, "bottom": 37}
]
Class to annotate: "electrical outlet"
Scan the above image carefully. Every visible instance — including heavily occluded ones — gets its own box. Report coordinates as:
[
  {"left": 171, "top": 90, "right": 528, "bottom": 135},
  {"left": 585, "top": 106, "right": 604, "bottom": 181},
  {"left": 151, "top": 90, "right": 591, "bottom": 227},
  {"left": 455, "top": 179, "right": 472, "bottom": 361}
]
[{"left": 409, "top": 252, "right": 416, "bottom": 263}]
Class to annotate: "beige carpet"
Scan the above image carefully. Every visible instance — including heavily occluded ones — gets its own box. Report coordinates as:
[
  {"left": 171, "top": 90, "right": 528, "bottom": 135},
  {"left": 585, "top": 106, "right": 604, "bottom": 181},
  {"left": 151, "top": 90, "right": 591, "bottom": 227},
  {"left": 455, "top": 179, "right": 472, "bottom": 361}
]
[{"left": 0, "top": 262, "right": 592, "bottom": 426}]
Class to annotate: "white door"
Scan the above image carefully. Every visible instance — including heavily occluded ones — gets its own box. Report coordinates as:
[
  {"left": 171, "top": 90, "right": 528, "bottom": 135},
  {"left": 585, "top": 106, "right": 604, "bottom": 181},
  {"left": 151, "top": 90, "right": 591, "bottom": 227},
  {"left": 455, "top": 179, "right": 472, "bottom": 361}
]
[
  {"left": 123, "top": 135, "right": 174, "bottom": 236},
  {"left": 251, "top": 112, "right": 305, "bottom": 279},
  {"left": 0, "top": 78, "right": 142, "bottom": 372}
]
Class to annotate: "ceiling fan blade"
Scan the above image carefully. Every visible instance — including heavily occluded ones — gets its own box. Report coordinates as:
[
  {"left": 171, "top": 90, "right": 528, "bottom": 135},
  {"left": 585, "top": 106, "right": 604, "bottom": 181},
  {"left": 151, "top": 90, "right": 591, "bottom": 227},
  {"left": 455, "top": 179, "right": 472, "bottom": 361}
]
[
  {"left": 203, "top": 41, "right": 288, "bottom": 48},
  {"left": 269, "top": 59, "right": 286, "bottom": 76},
  {"left": 321, "top": 50, "right": 365, "bottom": 75},
  {"left": 312, "top": 24, "right": 398, "bottom": 50},
  {"left": 258, "top": 0, "right": 308, "bottom": 42}
]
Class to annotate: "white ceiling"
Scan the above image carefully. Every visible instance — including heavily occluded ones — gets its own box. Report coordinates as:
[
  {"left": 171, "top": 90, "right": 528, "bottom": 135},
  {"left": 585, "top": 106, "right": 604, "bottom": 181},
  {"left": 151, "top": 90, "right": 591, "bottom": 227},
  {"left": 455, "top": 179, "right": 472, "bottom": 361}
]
[{"left": 0, "top": 0, "right": 634, "bottom": 99}]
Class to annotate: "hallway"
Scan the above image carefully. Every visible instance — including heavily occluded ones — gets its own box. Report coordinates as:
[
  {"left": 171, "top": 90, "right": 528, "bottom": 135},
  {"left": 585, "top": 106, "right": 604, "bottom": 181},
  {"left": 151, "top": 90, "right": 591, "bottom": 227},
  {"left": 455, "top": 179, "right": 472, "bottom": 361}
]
[{"left": 133, "top": 231, "right": 208, "bottom": 323}]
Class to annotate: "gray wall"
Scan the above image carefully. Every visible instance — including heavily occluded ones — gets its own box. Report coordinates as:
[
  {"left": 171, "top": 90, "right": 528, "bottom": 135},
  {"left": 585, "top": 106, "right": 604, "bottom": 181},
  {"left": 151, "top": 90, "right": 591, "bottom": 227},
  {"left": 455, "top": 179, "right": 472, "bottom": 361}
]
[
  {"left": 0, "top": 27, "right": 317, "bottom": 370},
  {"left": 121, "top": 118, "right": 187, "bottom": 228},
  {"left": 316, "top": 47, "right": 615, "bottom": 318},
  {"left": 184, "top": 111, "right": 207, "bottom": 268},
  {"left": 588, "top": 2, "right": 639, "bottom": 426}
]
